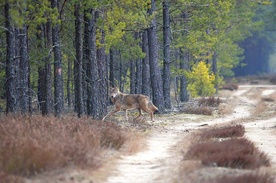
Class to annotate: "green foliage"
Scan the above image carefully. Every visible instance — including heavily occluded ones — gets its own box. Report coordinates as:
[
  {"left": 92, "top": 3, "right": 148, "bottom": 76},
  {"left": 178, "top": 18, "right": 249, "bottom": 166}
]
[{"left": 186, "top": 61, "right": 216, "bottom": 97}]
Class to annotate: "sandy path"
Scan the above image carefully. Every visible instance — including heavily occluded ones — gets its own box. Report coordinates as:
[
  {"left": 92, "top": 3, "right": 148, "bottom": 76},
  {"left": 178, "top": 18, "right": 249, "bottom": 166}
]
[{"left": 106, "top": 86, "right": 276, "bottom": 183}]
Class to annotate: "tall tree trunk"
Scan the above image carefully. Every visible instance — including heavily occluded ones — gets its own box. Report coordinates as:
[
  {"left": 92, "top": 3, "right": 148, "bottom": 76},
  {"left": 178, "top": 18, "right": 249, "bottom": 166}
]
[
  {"left": 74, "top": 4, "right": 84, "bottom": 117},
  {"left": 163, "top": 0, "right": 172, "bottom": 109},
  {"left": 180, "top": 49, "right": 189, "bottom": 102},
  {"left": 142, "top": 30, "right": 151, "bottom": 97},
  {"left": 51, "top": 0, "right": 64, "bottom": 117},
  {"left": 5, "top": 2, "right": 18, "bottom": 114},
  {"left": 19, "top": 25, "right": 29, "bottom": 113},
  {"left": 67, "top": 58, "right": 72, "bottom": 108},
  {"left": 85, "top": 9, "right": 100, "bottom": 118},
  {"left": 44, "top": 22, "right": 53, "bottom": 115},
  {"left": 130, "top": 60, "right": 136, "bottom": 94},
  {"left": 147, "top": 0, "right": 165, "bottom": 112},
  {"left": 162, "top": 0, "right": 171, "bottom": 109},
  {"left": 136, "top": 58, "right": 142, "bottom": 94},
  {"left": 212, "top": 51, "right": 218, "bottom": 93},
  {"left": 109, "top": 49, "right": 115, "bottom": 87},
  {"left": 97, "top": 28, "right": 108, "bottom": 119}
]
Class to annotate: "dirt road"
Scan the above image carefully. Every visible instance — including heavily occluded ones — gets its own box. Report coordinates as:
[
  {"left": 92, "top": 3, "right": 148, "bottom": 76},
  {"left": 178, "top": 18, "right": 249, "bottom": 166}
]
[{"left": 106, "top": 85, "right": 276, "bottom": 183}]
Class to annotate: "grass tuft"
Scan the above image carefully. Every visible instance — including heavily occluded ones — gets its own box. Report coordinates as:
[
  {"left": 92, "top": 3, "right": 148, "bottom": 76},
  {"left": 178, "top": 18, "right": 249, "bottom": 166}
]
[
  {"left": 185, "top": 138, "right": 270, "bottom": 169},
  {"left": 222, "top": 83, "right": 239, "bottom": 91},
  {"left": 213, "top": 173, "right": 274, "bottom": 183},
  {"left": 182, "top": 106, "right": 213, "bottom": 115},
  {"left": 198, "top": 97, "right": 221, "bottom": 107},
  {"left": 200, "top": 124, "right": 245, "bottom": 139}
]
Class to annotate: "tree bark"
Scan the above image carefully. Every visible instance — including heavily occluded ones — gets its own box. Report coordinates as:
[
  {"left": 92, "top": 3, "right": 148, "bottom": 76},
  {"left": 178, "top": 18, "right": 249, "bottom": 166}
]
[
  {"left": 147, "top": 0, "right": 165, "bottom": 112},
  {"left": 19, "top": 25, "right": 29, "bottom": 113},
  {"left": 67, "top": 58, "right": 72, "bottom": 108},
  {"left": 130, "top": 60, "right": 136, "bottom": 94},
  {"left": 97, "top": 28, "right": 108, "bottom": 119},
  {"left": 136, "top": 58, "right": 142, "bottom": 94},
  {"left": 162, "top": 0, "right": 171, "bottom": 109},
  {"left": 109, "top": 49, "right": 115, "bottom": 87},
  {"left": 142, "top": 30, "right": 151, "bottom": 97},
  {"left": 85, "top": 9, "right": 101, "bottom": 118},
  {"left": 74, "top": 4, "right": 84, "bottom": 117},
  {"left": 212, "top": 51, "right": 218, "bottom": 93},
  {"left": 52, "top": 0, "right": 64, "bottom": 117},
  {"left": 180, "top": 49, "right": 189, "bottom": 102},
  {"left": 135, "top": 33, "right": 142, "bottom": 94},
  {"left": 5, "top": 2, "right": 19, "bottom": 114},
  {"left": 44, "top": 22, "right": 53, "bottom": 115}
]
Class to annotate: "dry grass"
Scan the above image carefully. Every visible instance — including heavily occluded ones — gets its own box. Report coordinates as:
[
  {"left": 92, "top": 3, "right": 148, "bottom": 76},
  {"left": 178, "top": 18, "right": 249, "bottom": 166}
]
[
  {"left": 198, "top": 97, "right": 221, "bottom": 107},
  {"left": 200, "top": 124, "right": 245, "bottom": 139},
  {"left": 222, "top": 83, "right": 239, "bottom": 91},
  {"left": 0, "top": 115, "right": 129, "bottom": 177},
  {"left": 182, "top": 106, "right": 213, "bottom": 115},
  {"left": 181, "top": 97, "right": 221, "bottom": 116},
  {"left": 213, "top": 172, "right": 274, "bottom": 183},
  {"left": 0, "top": 171, "right": 24, "bottom": 183},
  {"left": 185, "top": 138, "right": 270, "bottom": 169}
]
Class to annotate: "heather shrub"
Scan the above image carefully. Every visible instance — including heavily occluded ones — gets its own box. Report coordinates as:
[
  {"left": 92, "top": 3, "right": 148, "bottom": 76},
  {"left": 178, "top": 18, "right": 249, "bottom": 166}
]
[
  {"left": 97, "top": 122, "right": 127, "bottom": 149},
  {"left": 185, "top": 138, "right": 270, "bottom": 169},
  {"left": 214, "top": 173, "right": 274, "bottom": 183},
  {"left": 222, "top": 83, "right": 239, "bottom": 91},
  {"left": 198, "top": 97, "right": 221, "bottom": 107},
  {"left": 183, "top": 106, "right": 213, "bottom": 115},
  {"left": 200, "top": 124, "right": 245, "bottom": 139},
  {"left": 0, "top": 171, "right": 24, "bottom": 183},
  {"left": 0, "top": 115, "right": 128, "bottom": 176}
]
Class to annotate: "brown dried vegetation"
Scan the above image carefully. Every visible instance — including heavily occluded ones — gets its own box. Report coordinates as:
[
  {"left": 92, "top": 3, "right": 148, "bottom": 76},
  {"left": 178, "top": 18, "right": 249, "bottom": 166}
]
[
  {"left": 182, "top": 97, "right": 221, "bottom": 116},
  {"left": 222, "top": 83, "right": 239, "bottom": 91},
  {"left": 200, "top": 124, "right": 245, "bottom": 139},
  {"left": 185, "top": 138, "right": 270, "bottom": 169},
  {"left": 0, "top": 115, "right": 129, "bottom": 177},
  {"left": 181, "top": 124, "right": 272, "bottom": 182},
  {"left": 214, "top": 173, "right": 274, "bottom": 183}
]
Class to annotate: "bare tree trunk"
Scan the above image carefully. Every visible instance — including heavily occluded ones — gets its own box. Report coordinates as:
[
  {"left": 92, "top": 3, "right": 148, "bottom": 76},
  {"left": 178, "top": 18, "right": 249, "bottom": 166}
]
[
  {"left": 136, "top": 58, "right": 142, "bottom": 94},
  {"left": 74, "top": 4, "right": 84, "bottom": 117},
  {"left": 5, "top": 2, "right": 18, "bottom": 114},
  {"left": 212, "top": 51, "right": 218, "bottom": 93},
  {"left": 180, "top": 49, "right": 189, "bottom": 102},
  {"left": 19, "top": 25, "right": 29, "bottom": 113},
  {"left": 85, "top": 9, "right": 101, "bottom": 118},
  {"left": 147, "top": 0, "right": 165, "bottom": 112},
  {"left": 130, "top": 60, "right": 136, "bottom": 94},
  {"left": 142, "top": 30, "right": 151, "bottom": 97},
  {"left": 109, "top": 49, "right": 115, "bottom": 87},
  {"left": 162, "top": 0, "right": 171, "bottom": 109},
  {"left": 52, "top": 0, "right": 64, "bottom": 117},
  {"left": 97, "top": 28, "right": 108, "bottom": 119},
  {"left": 67, "top": 58, "right": 72, "bottom": 108},
  {"left": 45, "top": 22, "right": 53, "bottom": 115}
]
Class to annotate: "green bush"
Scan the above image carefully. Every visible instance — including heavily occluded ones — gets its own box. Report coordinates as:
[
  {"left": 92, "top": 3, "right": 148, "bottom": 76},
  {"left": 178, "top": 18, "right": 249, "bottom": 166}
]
[{"left": 186, "top": 61, "right": 216, "bottom": 97}]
